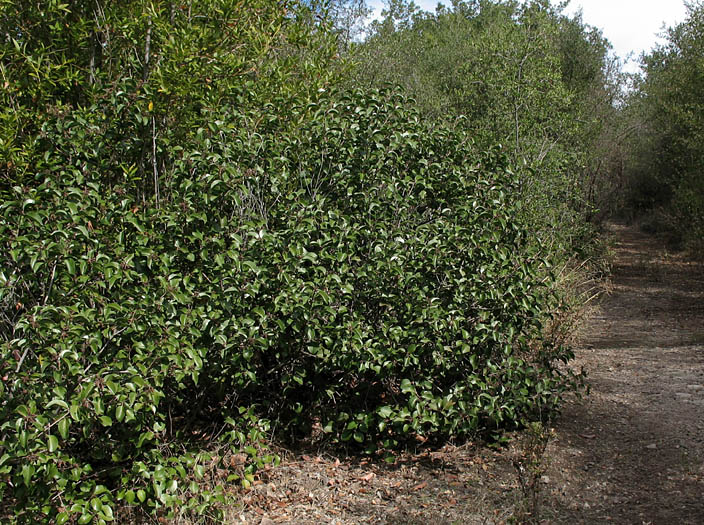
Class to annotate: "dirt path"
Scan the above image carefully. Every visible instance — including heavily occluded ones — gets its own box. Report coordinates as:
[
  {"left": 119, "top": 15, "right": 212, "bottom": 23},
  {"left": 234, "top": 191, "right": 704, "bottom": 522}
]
[
  {"left": 231, "top": 223, "right": 704, "bottom": 524},
  {"left": 543, "top": 223, "right": 704, "bottom": 523}
]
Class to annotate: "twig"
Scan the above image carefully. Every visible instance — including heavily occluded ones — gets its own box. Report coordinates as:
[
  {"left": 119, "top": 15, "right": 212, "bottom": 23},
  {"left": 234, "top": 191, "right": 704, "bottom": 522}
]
[
  {"left": 152, "top": 116, "right": 159, "bottom": 208},
  {"left": 43, "top": 261, "right": 57, "bottom": 306},
  {"left": 15, "top": 262, "right": 58, "bottom": 372}
]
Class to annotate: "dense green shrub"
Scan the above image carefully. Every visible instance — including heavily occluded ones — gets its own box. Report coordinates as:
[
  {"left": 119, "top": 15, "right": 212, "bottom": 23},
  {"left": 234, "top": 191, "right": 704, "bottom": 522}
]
[
  {"left": 1, "top": 1, "right": 581, "bottom": 522},
  {"left": 252, "top": 90, "right": 574, "bottom": 444},
  {"left": 0, "top": 85, "right": 578, "bottom": 522}
]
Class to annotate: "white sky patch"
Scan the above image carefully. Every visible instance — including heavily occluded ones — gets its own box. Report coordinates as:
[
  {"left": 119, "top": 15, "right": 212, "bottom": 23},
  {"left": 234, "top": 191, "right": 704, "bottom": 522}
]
[
  {"left": 564, "top": 0, "right": 688, "bottom": 73},
  {"left": 366, "top": 0, "right": 690, "bottom": 74}
]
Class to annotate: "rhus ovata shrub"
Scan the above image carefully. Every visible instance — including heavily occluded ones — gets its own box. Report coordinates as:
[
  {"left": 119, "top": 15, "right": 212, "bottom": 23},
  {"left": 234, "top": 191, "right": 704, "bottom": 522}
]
[{"left": 0, "top": 86, "right": 578, "bottom": 522}]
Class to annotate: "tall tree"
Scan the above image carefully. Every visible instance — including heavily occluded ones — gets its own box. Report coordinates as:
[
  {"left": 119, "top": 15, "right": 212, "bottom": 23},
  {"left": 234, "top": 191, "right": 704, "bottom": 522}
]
[
  {"left": 351, "top": 0, "right": 616, "bottom": 251},
  {"left": 624, "top": 1, "right": 704, "bottom": 250}
]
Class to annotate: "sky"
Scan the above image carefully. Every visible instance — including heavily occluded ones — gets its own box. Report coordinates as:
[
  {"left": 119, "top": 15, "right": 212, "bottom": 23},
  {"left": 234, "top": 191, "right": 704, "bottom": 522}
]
[{"left": 367, "top": 0, "right": 690, "bottom": 73}]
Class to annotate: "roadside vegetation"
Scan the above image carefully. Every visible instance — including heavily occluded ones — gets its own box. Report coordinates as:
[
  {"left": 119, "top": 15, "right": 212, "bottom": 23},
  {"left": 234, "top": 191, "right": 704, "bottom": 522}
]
[{"left": 0, "top": 1, "right": 701, "bottom": 523}]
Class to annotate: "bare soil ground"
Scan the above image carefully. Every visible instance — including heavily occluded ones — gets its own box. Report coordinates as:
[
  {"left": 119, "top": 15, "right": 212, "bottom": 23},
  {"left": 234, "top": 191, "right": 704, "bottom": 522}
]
[
  {"left": 226, "top": 223, "right": 704, "bottom": 525},
  {"left": 542, "top": 223, "right": 704, "bottom": 524}
]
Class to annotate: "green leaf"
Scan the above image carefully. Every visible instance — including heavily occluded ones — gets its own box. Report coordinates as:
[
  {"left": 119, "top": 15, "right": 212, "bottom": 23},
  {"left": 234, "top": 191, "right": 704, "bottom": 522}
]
[
  {"left": 77, "top": 225, "right": 91, "bottom": 239},
  {"left": 22, "top": 464, "right": 34, "bottom": 486},
  {"left": 58, "top": 418, "right": 70, "bottom": 439},
  {"left": 378, "top": 406, "right": 393, "bottom": 418},
  {"left": 78, "top": 513, "right": 93, "bottom": 525},
  {"left": 100, "top": 504, "right": 114, "bottom": 521},
  {"left": 47, "top": 434, "right": 59, "bottom": 453},
  {"left": 46, "top": 399, "right": 69, "bottom": 410},
  {"left": 137, "top": 431, "right": 154, "bottom": 448}
]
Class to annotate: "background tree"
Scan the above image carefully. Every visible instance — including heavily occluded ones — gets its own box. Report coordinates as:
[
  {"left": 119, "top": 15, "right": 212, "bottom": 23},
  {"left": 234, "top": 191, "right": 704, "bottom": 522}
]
[
  {"left": 350, "top": 0, "right": 617, "bottom": 256},
  {"left": 621, "top": 1, "right": 704, "bottom": 252}
]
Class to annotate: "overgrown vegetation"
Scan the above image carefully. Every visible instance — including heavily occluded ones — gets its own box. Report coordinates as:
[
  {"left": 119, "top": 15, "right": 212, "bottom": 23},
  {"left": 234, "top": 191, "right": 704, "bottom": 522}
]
[{"left": 3, "top": 0, "right": 699, "bottom": 522}]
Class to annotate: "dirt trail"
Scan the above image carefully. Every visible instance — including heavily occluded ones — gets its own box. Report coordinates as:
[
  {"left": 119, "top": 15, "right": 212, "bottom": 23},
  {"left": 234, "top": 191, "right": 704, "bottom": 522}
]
[
  {"left": 231, "top": 223, "right": 704, "bottom": 525},
  {"left": 544, "top": 223, "right": 704, "bottom": 523}
]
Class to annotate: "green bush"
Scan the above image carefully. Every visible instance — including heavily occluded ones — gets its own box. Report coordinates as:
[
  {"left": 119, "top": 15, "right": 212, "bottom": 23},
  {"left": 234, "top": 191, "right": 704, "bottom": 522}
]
[
  {"left": 0, "top": 86, "right": 577, "bottom": 522},
  {"left": 1, "top": 2, "right": 581, "bottom": 522},
  {"left": 241, "top": 89, "right": 575, "bottom": 446}
]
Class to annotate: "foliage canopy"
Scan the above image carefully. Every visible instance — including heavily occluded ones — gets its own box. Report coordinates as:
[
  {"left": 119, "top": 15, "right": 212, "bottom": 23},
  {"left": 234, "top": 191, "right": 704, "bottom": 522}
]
[{"left": 0, "top": 0, "right": 612, "bottom": 522}]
